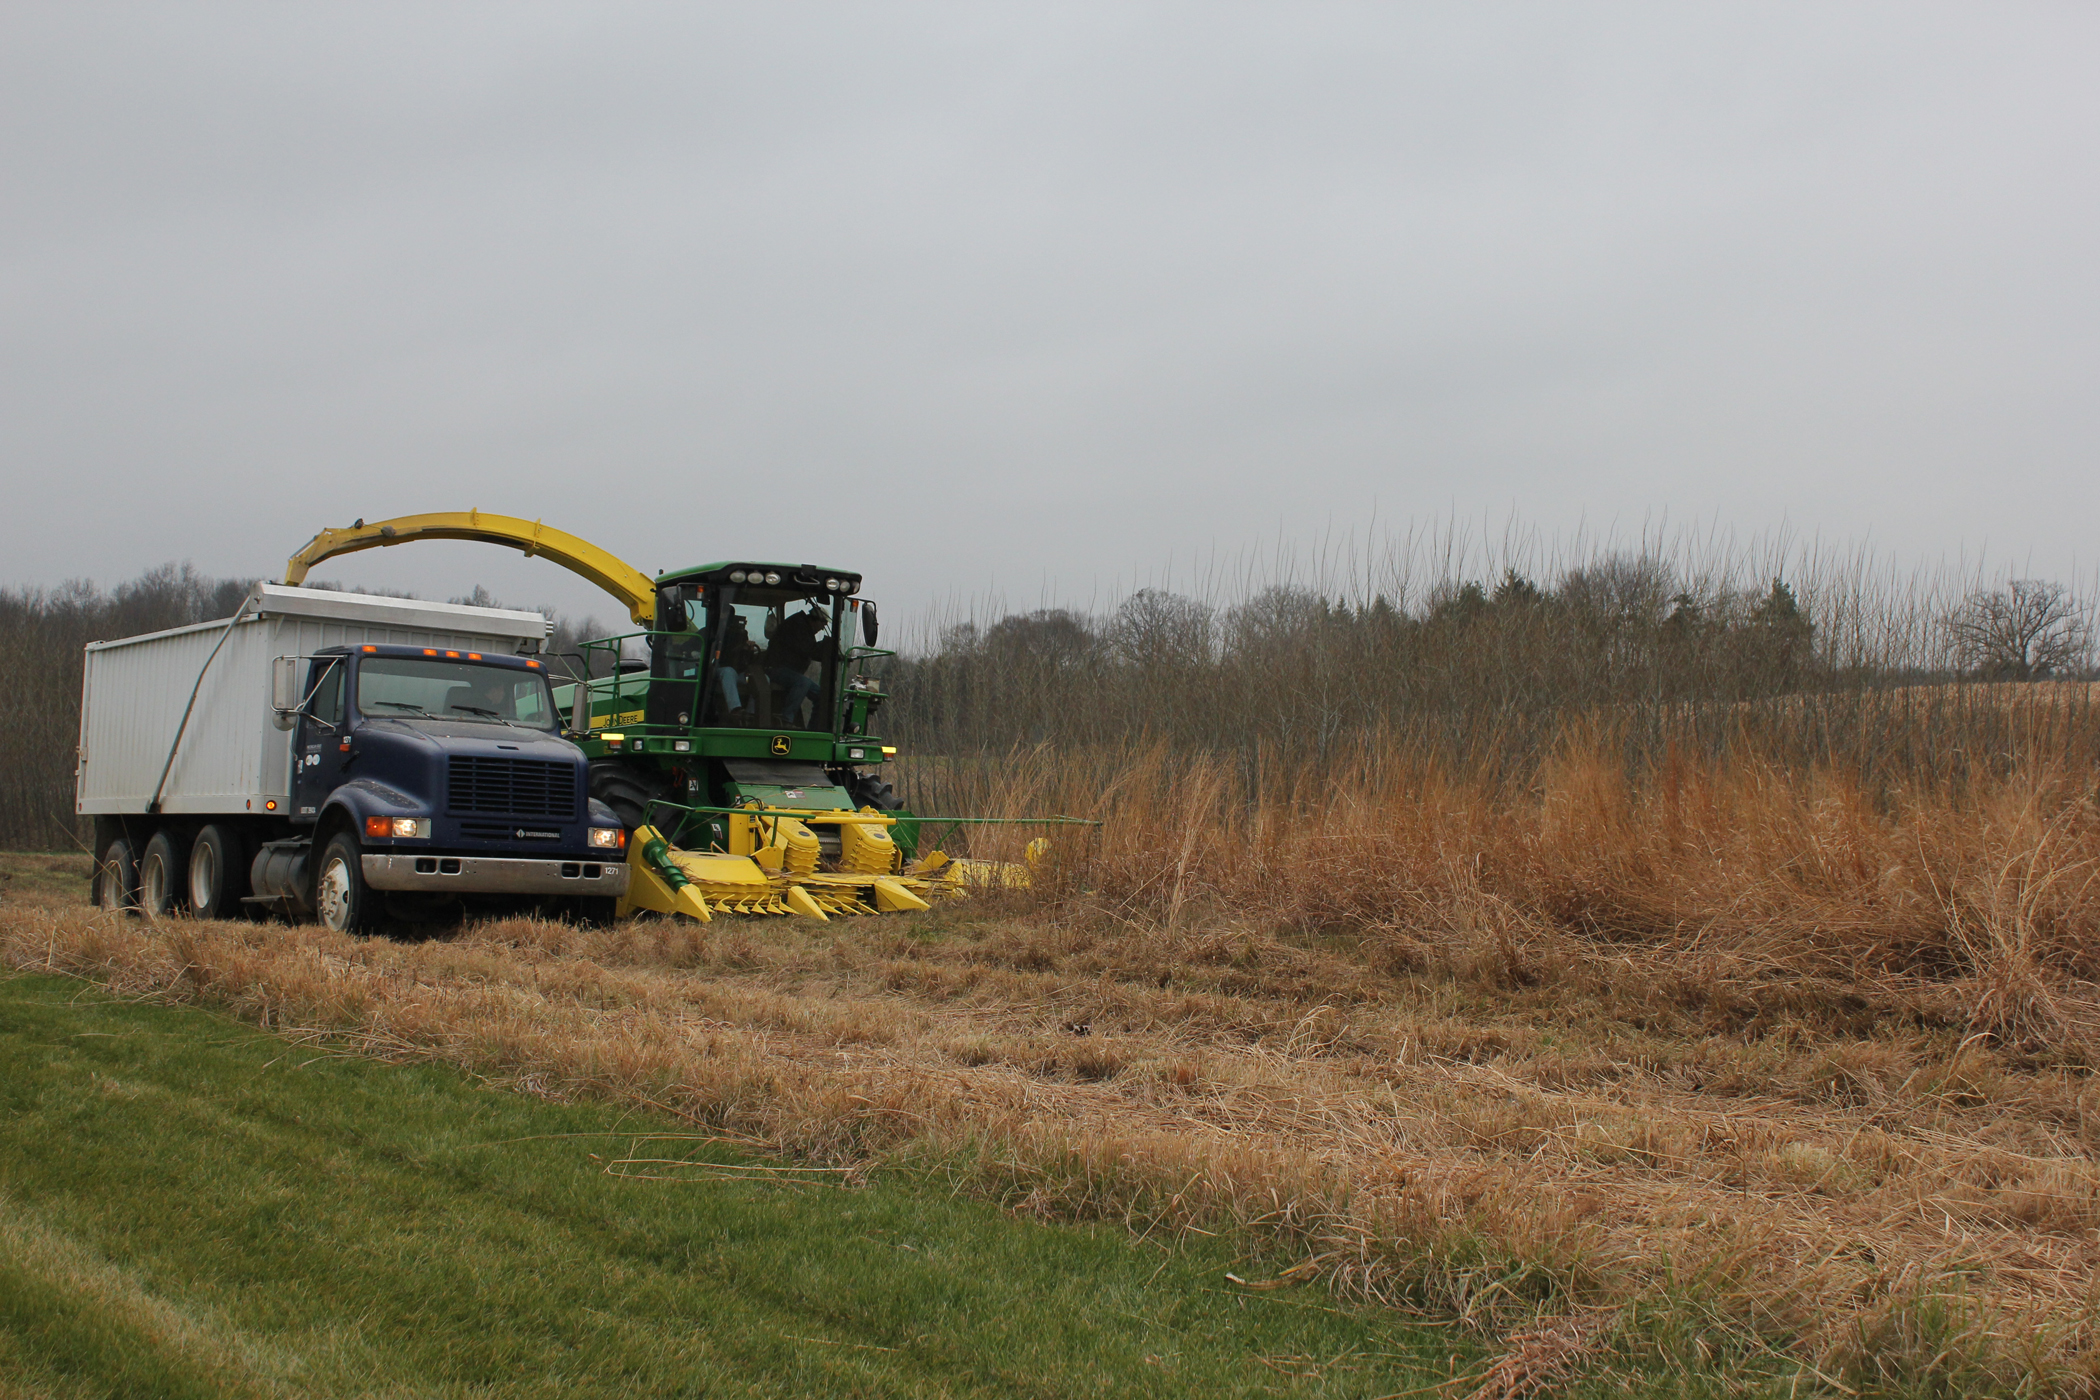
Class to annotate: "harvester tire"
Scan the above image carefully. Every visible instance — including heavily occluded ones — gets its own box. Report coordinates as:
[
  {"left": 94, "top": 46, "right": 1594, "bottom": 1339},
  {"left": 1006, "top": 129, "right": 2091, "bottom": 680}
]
[
  {"left": 588, "top": 760, "right": 668, "bottom": 835},
  {"left": 95, "top": 836, "right": 140, "bottom": 914},
  {"left": 844, "top": 772, "right": 903, "bottom": 812}
]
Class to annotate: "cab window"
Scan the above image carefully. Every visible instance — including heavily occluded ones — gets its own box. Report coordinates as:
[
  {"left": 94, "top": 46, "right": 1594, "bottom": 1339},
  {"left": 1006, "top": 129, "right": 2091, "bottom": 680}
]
[{"left": 307, "top": 659, "right": 345, "bottom": 728}]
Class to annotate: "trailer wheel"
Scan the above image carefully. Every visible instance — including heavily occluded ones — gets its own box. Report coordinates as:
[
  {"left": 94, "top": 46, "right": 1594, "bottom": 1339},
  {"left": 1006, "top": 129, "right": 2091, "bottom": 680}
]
[
  {"left": 188, "top": 824, "right": 246, "bottom": 920},
  {"left": 94, "top": 836, "right": 140, "bottom": 913},
  {"left": 314, "top": 832, "right": 372, "bottom": 934},
  {"left": 140, "top": 830, "right": 191, "bottom": 920}
]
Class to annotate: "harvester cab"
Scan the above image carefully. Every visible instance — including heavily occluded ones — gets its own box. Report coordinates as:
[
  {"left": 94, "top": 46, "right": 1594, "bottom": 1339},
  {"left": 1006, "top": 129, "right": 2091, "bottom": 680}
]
[{"left": 283, "top": 512, "right": 1074, "bottom": 923}]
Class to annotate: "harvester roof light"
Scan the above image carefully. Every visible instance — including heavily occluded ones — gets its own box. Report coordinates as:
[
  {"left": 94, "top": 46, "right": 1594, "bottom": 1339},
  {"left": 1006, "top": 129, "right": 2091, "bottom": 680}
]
[
  {"left": 729, "top": 569, "right": 747, "bottom": 583},
  {"left": 764, "top": 571, "right": 781, "bottom": 585},
  {"left": 824, "top": 578, "right": 839, "bottom": 591}
]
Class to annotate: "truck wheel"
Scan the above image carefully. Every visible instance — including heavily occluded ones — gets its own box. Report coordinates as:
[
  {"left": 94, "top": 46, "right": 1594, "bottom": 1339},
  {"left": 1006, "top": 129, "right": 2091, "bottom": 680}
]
[
  {"left": 94, "top": 836, "right": 140, "bottom": 913},
  {"left": 188, "top": 824, "right": 246, "bottom": 920},
  {"left": 313, "top": 832, "right": 372, "bottom": 934},
  {"left": 140, "top": 830, "right": 191, "bottom": 920}
]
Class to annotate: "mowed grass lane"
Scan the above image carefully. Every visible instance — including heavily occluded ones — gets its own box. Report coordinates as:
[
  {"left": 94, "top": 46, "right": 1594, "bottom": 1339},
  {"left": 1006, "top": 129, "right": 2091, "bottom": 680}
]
[{"left": 0, "top": 970, "right": 1470, "bottom": 1399}]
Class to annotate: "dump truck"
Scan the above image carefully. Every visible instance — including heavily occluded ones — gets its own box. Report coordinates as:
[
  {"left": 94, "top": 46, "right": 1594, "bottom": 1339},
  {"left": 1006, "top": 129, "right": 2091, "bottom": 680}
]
[
  {"left": 77, "top": 582, "right": 629, "bottom": 930},
  {"left": 283, "top": 512, "right": 1080, "bottom": 922}
]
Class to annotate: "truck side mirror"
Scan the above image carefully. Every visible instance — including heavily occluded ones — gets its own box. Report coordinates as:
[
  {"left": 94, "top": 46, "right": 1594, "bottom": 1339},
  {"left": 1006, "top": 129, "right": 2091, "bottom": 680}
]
[
  {"left": 270, "top": 656, "right": 301, "bottom": 729},
  {"left": 571, "top": 681, "right": 590, "bottom": 735},
  {"left": 862, "top": 602, "right": 879, "bottom": 647}
]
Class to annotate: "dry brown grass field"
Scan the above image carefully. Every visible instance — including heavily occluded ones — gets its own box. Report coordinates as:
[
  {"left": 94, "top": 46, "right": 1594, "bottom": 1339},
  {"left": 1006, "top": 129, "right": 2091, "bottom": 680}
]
[{"left": 9, "top": 705, "right": 2100, "bottom": 1395}]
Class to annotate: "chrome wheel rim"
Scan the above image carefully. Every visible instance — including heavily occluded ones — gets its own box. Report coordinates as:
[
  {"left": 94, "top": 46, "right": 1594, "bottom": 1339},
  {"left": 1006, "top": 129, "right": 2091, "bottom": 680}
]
[
  {"left": 190, "top": 844, "right": 217, "bottom": 912},
  {"left": 317, "top": 856, "right": 352, "bottom": 929}
]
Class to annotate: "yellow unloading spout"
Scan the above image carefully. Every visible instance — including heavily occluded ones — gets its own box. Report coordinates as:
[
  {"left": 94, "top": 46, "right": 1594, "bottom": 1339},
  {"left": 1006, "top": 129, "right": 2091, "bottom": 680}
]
[{"left": 284, "top": 511, "right": 661, "bottom": 626}]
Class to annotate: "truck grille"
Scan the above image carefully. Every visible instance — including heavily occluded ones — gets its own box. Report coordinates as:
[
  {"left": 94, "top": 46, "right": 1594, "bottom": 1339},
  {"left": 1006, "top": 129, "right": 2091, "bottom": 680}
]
[{"left": 447, "top": 757, "right": 579, "bottom": 820}]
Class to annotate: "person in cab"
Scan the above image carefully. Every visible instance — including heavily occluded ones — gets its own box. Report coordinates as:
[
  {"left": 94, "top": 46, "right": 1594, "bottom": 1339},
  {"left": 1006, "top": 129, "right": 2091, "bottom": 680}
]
[{"left": 764, "top": 604, "right": 829, "bottom": 728}]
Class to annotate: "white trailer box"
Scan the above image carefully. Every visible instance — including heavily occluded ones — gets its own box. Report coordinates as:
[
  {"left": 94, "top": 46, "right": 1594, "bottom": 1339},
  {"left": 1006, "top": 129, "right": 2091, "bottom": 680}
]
[{"left": 77, "top": 584, "right": 551, "bottom": 816}]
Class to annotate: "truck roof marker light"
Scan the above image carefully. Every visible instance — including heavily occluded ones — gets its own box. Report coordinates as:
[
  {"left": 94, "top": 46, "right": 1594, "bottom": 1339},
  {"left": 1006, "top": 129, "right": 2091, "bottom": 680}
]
[
  {"left": 468, "top": 652, "right": 482, "bottom": 661},
  {"left": 423, "top": 648, "right": 437, "bottom": 656},
  {"left": 361, "top": 645, "right": 376, "bottom": 653},
  {"left": 445, "top": 650, "right": 460, "bottom": 658},
  {"left": 525, "top": 659, "right": 541, "bottom": 668}
]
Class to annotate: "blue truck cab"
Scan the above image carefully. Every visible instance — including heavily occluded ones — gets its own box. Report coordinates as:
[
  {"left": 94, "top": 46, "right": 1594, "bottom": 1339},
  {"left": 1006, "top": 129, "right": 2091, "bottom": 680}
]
[{"left": 258, "top": 643, "right": 629, "bottom": 930}]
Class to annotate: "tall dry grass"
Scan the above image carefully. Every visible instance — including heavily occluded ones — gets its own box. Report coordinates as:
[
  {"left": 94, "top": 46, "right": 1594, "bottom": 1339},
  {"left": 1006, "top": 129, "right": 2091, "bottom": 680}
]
[{"left": 909, "top": 694, "right": 2100, "bottom": 1049}]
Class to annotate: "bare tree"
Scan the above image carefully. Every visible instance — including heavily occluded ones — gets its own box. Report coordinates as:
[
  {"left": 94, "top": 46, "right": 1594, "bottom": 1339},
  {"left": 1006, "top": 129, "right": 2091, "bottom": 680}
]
[
  {"left": 1942, "top": 579, "right": 2094, "bottom": 680},
  {"left": 1556, "top": 553, "right": 1675, "bottom": 630},
  {"left": 1108, "top": 588, "right": 1214, "bottom": 669}
]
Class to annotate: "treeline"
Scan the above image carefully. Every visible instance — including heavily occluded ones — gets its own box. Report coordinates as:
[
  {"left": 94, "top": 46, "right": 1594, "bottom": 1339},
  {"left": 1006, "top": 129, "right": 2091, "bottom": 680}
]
[{"left": 881, "top": 554, "right": 2099, "bottom": 792}]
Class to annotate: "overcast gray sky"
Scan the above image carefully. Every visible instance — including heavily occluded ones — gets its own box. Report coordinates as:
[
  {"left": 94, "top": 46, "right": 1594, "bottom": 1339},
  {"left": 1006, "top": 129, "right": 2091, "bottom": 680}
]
[{"left": 3, "top": 3, "right": 2096, "bottom": 627}]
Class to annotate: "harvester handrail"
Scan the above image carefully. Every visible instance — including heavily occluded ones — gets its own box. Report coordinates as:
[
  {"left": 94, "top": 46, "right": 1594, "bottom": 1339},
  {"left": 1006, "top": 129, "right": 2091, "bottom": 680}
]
[{"left": 284, "top": 511, "right": 660, "bottom": 625}]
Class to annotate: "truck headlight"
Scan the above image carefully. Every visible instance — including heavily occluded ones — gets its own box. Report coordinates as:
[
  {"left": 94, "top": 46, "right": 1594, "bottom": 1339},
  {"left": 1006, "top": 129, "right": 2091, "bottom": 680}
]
[
  {"left": 366, "top": 817, "right": 428, "bottom": 839},
  {"left": 589, "top": 827, "right": 626, "bottom": 850}
]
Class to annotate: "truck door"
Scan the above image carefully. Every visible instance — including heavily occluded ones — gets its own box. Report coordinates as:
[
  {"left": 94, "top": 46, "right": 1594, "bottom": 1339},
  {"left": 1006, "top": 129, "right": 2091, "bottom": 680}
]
[{"left": 292, "top": 658, "right": 349, "bottom": 823}]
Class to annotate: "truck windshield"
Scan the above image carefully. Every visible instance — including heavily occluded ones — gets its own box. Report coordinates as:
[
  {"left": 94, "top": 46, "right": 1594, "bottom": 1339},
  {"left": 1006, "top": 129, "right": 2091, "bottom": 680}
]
[{"left": 356, "top": 658, "right": 557, "bottom": 729}]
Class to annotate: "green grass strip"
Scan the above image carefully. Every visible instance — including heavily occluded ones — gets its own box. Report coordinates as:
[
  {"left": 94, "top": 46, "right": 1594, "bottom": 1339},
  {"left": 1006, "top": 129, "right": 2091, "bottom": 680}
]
[{"left": 0, "top": 971, "right": 1477, "bottom": 1398}]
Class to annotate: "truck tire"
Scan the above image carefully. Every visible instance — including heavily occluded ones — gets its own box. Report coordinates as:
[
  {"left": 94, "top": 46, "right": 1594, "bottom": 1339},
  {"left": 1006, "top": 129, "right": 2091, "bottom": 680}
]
[
  {"left": 188, "top": 824, "right": 247, "bottom": 920},
  {"left": 94, "top": 835, "right": 140, "bottom": 913},
  {"left": 140, "top": 829, "right": 191, "bottom": 921},
  {"left": 313, "top": 832, "right": 373, "bottom": 934}
]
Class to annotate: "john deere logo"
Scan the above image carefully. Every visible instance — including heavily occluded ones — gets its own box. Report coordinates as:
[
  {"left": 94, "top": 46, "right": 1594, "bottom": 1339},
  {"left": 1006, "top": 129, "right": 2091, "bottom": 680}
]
[{"left": 770, "top": 735, "right": 792, "bottom": 755}]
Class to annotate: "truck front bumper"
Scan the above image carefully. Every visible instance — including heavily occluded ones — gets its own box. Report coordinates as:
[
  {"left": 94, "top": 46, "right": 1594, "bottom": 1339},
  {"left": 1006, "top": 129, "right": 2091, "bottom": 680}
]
[{"left": 361, "top": 854, "right": 629, "bottom": 897}]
